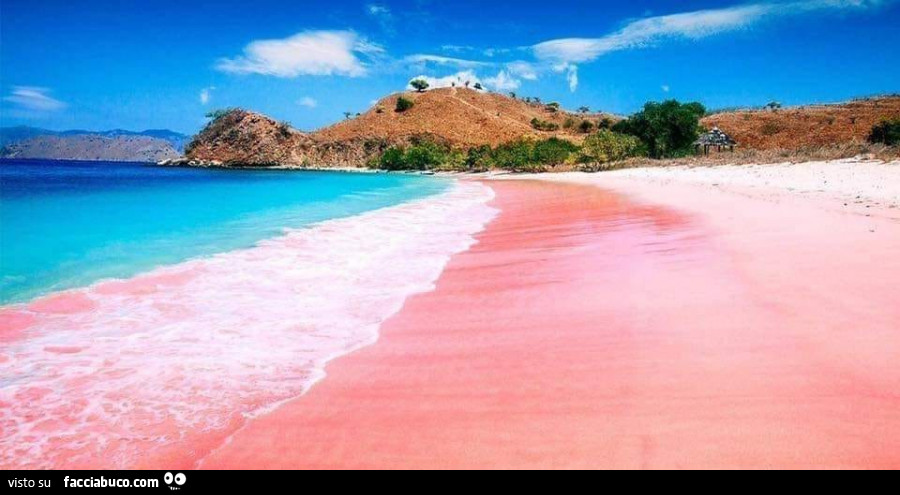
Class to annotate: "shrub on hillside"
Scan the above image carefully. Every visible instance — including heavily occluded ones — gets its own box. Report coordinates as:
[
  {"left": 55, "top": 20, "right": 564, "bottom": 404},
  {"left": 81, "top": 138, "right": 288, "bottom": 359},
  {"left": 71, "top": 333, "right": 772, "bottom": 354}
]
[
  {"left": 396, "top": 97, "right": 414, "bottom": 112},
  {"left": 277, "top": 121, "right": 292, "bottom": 138},
  {"left": 612, "top": 100, "right": 706, "bottom": 158},
  {"left": 205, "top": 108, "right": 239, "bottom": 121},
  {"left": 531, "top": 118, "right": 559, "bottom": 132},
  {"left": 868, "top": 119, "right": 900, "bottom": 146},
  {"left": 578, "top": 120, "right": 595, "bottom": 134},
  {"left": 580, "top": 129, "right": 644, "bottom": 166}
]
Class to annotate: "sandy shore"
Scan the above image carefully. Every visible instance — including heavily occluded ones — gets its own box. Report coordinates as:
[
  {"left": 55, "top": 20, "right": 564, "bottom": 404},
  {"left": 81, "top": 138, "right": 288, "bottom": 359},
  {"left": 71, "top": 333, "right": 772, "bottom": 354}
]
[{"left": 202, "top": 161, "right": 900, "bottom": 469}]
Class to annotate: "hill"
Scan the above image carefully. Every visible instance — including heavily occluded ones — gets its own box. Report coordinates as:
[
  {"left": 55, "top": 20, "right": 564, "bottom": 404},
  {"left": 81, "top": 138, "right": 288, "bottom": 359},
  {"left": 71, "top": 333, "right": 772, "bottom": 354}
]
[
  {"left": 1, "top": 135, "right": 182, "bottom": 162},
  {"left": 702, "top": 96, "right": 900, "bottom": 150},
  {"left": 0, "top": 126, "right": 188, "bottom": 162},
  {"left": 183, "top": 88, "right": 615, "bottom": 167},
  {"left": 316, "top": 88, "right": 611, "bottom": 147}
]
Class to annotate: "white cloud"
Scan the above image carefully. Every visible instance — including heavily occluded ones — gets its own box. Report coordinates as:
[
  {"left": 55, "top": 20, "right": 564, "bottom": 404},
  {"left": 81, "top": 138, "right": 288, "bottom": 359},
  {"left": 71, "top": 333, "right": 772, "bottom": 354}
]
[
  {"left": 484, "top": 70, "right": 521, "bottom": 92},
  {"left": 200, "top": 87, "right": 215, "bottom": 104},
  {"left": 440, "top": 44, "right": 475, "bottom": 53},
  {"left": 2, "top": 86, "right": 66, "bottom": 112},
  {"left": 297, "top": 97, "right": 318, "bottom": 108},
  {"left": 662, "top": 85, "right": 671, "bottom": 93},
  {"left": 367, "top": 4, "right": 395, "bottom": 34},
  {"left": 506, "top": 61, "right": 538, "bottom": 81},
  {"left": 404, "top": 54, "right": 491, "bottom": 69},
  {"left": 216, "top": 30, "right": 384, "bottom": 78},
  {"left": 408, "top": 71, "right": 482, "bottom": 90},
  {"left": 533, "top": 0, "right": 887, "bottom": 64},
  {"left": 565, "top": 65, "right": 579, "bottom": 92},
  {"left": 367, "top": 4, "right": 389, "bottom": 15},
  {"left": 483, "top": 48, "right": 514, "bottom": 58}
]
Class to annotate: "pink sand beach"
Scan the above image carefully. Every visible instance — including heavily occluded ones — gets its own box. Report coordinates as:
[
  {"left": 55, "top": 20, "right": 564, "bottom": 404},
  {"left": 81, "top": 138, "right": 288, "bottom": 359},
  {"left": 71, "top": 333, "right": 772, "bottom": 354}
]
[
  {"left": 3, "top": 163, "right": 899, "bottom": 469},
  {"left": 201, "top": 169, "right": 900, "bottom": 469}
]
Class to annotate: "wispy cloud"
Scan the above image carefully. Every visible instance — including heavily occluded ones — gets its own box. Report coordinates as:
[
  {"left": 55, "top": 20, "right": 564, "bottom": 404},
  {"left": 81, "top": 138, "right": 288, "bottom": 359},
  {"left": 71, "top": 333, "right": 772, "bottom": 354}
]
[
  {"left": 440, "top": 44, "right": 475, "bottom": 53},
  {"left": 404, "top": 54, "right": 492, "bottom": 69},
  {"left": 662, "top": 84, "right": 671, "bottom": 93},
  {"left": 2, "top": 86, "right": 66, "bottom": 115},
  {"left": 366, "top": 4, "right": 395, "bottom": 34},
  {"left": 297, "top": 96, "right": 318, "bottom": 108},
  {"left": 531, "top": 0, "right": 890, "bottom": 92},
  {"left": 534, "top": 0, "right": 888, "bottom": 64},
  {"left": 216, "top": 30, "right": 384, "bottom": 78},
  {"left": 200, "top": 87, "right": 215, "bottom": 105}
]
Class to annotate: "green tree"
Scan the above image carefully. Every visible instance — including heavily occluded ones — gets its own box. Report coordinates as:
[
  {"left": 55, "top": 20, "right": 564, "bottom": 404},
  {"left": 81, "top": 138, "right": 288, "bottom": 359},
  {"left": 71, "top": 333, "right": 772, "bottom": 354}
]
[
  {"left": 612, "top": 100, "right": 706, "bottom": 158},
  {"left": 378, "top": 147, "right": 407, "bottom": 170},
  {"left": 473, "top": 82, "right": 483, "bottom": 90},
  {"left": 580, "top": 129, "right": 644, "bottom": 164},
  {"left": 578, "top": 106, "right": 590, "bottom": 114},
  {"left": 532, "top": 138, "right": 578, "bottom": 166},
  {"left": 410, "top": 79, "right": 430, "bottom": 92}
]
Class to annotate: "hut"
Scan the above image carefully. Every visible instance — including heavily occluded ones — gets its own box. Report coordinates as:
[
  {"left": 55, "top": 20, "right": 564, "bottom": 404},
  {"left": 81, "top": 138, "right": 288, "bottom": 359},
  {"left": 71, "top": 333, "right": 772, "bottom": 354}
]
[{"left": 694, "top": 127, "right": 736, "bottom": 155}]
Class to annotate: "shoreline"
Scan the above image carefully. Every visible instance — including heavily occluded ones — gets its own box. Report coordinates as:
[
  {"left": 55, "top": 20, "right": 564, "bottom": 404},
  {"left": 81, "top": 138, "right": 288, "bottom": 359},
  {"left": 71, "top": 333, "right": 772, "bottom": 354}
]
[
  {"left": 0, "top": 181, "right": 497, "bottom": 469},
  {"left": 201, "top": 166, "right": 899, "bottom": 469}
]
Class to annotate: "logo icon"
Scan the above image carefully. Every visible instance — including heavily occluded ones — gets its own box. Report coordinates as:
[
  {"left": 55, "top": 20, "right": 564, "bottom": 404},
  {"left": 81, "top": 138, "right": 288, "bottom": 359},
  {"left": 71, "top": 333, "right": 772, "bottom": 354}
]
[{"left": 164, "top": 472, "right": 186, "bottom": 491}]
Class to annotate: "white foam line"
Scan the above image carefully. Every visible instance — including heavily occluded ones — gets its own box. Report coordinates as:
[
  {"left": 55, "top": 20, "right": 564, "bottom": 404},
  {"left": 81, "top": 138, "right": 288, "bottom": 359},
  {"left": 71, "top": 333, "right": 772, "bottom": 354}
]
[{"left": 0, "top": 181, "right": 498, "bottom": 469}]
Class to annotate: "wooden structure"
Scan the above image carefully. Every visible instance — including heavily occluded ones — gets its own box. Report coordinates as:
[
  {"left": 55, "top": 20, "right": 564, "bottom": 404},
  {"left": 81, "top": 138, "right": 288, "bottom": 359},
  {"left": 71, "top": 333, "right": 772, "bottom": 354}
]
[{"left": 694, "top": 127, "right": 736, "bottom": 155}]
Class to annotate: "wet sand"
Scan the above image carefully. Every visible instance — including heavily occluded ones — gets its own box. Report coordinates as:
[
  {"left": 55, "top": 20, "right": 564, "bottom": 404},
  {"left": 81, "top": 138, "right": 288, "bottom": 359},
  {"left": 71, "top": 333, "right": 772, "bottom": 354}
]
[{"left": 202, "top": 176, "right": 900, "bottom": 469}]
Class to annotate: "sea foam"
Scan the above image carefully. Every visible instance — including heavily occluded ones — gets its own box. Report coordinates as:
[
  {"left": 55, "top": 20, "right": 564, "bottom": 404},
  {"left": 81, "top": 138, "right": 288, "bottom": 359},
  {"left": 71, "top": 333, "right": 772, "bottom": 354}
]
[{"left": 0, "top": 180, "right": 497, "bottom": 469}]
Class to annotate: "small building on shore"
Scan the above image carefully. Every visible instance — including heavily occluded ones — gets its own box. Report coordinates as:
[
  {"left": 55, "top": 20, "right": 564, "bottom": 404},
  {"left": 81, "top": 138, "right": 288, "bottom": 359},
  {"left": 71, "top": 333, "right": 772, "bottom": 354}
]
[{"left": 695, "top": 127, "right": 737, "bottom": 155}]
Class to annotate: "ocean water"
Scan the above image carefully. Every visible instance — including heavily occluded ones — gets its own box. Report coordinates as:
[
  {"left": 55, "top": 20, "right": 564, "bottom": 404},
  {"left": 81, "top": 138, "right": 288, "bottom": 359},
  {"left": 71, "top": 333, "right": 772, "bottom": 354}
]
[
  {"left": 0, "top": 159, "right": 498, "bottom": 469},
  {"left": 0, "top": 159, "right": 446, "bottom": 304}
]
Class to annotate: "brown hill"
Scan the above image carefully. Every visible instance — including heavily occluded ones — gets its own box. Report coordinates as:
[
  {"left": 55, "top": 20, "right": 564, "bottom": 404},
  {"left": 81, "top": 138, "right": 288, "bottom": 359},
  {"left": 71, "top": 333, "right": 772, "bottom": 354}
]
[
  {"left": 315, "top": 87, "right": 609, "bottom": 147},
  {"left": 702, "top": 96, "right": 900, "bottom": 150},
  {"left": 185, "top": 110, "right": 311, "bottom": 165},
  {"left": 184, "top": 88, "right": 615, "bottom": 167}
]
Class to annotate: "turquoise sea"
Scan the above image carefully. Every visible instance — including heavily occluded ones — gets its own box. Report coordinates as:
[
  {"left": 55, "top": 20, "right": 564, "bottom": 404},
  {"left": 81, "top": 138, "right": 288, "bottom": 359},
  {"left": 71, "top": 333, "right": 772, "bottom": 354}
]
[{"left": 0, "top": 159, "right": 447, "bottom": 304}]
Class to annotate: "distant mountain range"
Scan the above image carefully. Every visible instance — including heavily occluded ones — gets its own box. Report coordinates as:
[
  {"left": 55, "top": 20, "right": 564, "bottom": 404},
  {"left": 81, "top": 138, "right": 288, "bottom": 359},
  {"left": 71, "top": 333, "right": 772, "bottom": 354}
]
[{"left": 0, "top": 126, "right": 189, "bottom": 162}]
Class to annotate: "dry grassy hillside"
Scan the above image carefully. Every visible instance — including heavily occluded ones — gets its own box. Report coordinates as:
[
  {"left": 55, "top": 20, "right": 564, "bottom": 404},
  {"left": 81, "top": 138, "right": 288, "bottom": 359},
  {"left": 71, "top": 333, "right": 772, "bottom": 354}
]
[
  {"left": 314, "top": 87, "right": 612, "bottom": 147},
  {"left": 702, "top": 96, "right": 900, "bottom": 150}
]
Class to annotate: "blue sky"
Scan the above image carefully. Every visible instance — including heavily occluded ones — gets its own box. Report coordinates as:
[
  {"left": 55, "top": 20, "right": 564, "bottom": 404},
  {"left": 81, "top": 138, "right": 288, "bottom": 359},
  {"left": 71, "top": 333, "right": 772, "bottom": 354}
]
[{"left": 1, "top": 0, "right": 898, "bottom": 134}]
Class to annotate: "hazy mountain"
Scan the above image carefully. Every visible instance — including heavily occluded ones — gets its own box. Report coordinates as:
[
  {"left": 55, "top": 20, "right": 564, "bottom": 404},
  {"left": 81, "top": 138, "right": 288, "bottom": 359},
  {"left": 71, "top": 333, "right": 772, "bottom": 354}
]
[{"left": 0, "top": 126, "right": 188, "bottom": 162}]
